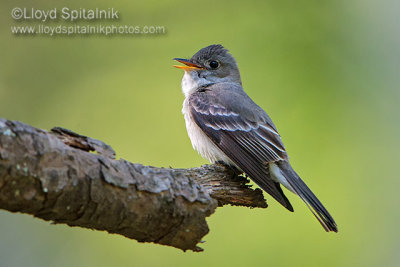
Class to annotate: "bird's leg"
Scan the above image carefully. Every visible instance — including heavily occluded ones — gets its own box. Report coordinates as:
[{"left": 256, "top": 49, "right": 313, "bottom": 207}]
[
  {"left": 215, "top": 161, "right": 241, "bottom": 174},
  {"left": 214, "top": 161, "right": 248, "bottom": 183}
]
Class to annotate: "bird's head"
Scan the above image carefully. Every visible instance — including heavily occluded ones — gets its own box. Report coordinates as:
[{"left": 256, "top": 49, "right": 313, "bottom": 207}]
[{"left": 174, "top": 45, "right": 242, "bottom": 95}]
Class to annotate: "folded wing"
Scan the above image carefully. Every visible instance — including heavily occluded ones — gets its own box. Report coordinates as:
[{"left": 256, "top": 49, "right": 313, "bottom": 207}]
[{"left": 189, "top": 87, "right": 294, "bottom": 211}]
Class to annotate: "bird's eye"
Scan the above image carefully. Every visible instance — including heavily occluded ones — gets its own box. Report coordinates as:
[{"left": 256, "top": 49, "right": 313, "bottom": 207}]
[{"left": 209, "top": 60, "right": 219, "bottom": 69}]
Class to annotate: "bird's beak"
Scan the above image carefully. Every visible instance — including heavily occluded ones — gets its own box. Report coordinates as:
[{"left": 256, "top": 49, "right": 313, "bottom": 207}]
[{"left": 173, "top": 58, "right": 205, "bottom": 71}]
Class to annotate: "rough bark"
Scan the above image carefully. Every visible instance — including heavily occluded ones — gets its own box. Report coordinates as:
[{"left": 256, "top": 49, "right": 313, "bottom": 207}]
[{"left": 0, "top": 118, "right": 267, "bottom": 252}]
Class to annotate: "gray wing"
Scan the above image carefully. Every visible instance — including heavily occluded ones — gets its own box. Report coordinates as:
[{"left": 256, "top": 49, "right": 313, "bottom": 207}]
[{"left": 189, "top": 84, "right": 293, "bottom": 211}]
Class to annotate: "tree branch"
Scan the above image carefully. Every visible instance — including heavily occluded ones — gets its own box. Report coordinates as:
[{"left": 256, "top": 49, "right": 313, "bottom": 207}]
[{"left": 0, "top": 118, "right": 267, "bottom": 252}]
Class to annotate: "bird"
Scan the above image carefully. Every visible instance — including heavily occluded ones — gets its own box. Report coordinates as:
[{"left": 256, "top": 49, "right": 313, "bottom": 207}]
[{"left": 173, "top": 44, "right": 338, "bottom": 232}]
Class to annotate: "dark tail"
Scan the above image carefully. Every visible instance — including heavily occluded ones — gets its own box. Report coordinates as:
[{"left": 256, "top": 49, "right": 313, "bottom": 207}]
[{"left": 278, "top": 161, "right": 338, "bottom": 232}]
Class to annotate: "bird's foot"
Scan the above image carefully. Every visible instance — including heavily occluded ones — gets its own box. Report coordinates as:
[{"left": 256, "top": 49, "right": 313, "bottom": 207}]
[{"left": 215, "top": 161, "right": 242, "bottom": 175}]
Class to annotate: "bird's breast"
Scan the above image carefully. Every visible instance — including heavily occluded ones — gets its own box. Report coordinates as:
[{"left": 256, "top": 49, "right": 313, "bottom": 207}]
[{"left": 182, "top": 99, "right": 234, "bottom": 165}]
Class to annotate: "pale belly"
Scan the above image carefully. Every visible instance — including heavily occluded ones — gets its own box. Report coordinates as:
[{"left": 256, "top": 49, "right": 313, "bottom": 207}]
[{"left": 182, "top": 100, "right": 236, "bottom": 166}]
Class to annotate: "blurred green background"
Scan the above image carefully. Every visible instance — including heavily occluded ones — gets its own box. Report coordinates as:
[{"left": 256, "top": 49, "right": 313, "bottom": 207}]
[{"left": 1, "top": 0, "right": 399, "bottom": 266}]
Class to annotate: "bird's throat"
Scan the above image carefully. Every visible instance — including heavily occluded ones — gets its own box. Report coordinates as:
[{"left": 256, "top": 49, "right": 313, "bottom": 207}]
[{"left": 181, "top": 71, "right": 208, "bottom": 97}]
